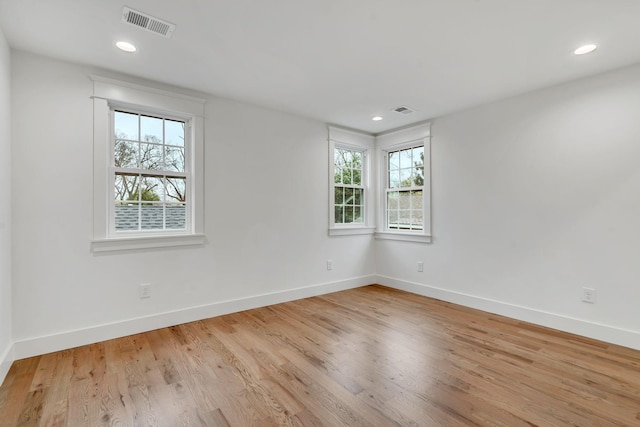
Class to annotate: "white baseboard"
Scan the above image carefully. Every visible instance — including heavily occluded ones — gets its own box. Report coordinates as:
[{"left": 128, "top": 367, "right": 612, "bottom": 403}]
[
  {"left": 12, "top": 274, "right": 639, "bottom": 363},
  {"left": 0, "top": 342, "right": 15, "bottom": 386},
  {"left": 377, "top": 275, "right": 640, "bottom": 351},
  {"left": 14, "top": 275, "right": 375, "bottom": 360}
]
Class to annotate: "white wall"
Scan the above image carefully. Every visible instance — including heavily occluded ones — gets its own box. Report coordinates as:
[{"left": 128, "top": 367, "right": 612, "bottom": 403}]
[
  {"left": 8, "top": 49, "right": 640, "bottom": 365},
  {"left": 0, "top": 28, "right": 13, "bottom": 380},
  {"left": 377, "top": 64, "right": 640, "bottom": 349},
  {"left": 10, "top": 51, "right": 376, "bottom": 358}
]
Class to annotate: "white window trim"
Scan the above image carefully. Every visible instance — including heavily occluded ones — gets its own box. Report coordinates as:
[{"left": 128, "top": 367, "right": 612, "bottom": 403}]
[
  {"left": 90, "top": 76, "right": 206, "bottom": 252},
  {"left": 328, "top": 126, "right": 376, "bottom": 236},
  {"left": 375, "top": 123, "right": 432, "bottom": 243}
]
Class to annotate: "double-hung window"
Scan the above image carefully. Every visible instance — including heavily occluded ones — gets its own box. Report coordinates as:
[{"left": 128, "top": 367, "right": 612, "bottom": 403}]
[
  {"left": 334, "top": 147, "right": 365, "bottom": 225},
  {"left": 385, "top": 144, "right": 424, "bottom": 231},
  {"left": 91, "top": 75, "right": 205, "bottom": 252},
  {"left": 376, "top": 123, "right": 431, "bottom": 243},
  {"left": 328, "top": 126, "right": 375, "bottom": 236},
  {"left": 111, "top": 109, "right": 189, "bottom": 234}
]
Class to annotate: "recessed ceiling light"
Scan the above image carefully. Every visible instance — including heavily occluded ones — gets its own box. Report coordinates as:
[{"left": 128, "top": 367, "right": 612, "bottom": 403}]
[
  {"left": 574, "top": 44, "right": 597, "bottom": 55},
  {"left": 116, "top": 41, "right": 137, "bottom": 52},
  {"left": 372, "top": 116, "right": 383, "bottom": 121}
]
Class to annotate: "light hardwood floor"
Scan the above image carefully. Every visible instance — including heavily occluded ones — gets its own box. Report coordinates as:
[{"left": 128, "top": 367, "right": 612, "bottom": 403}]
[{"left": 1, "top": 285, "right": 639, "bottom": 426}]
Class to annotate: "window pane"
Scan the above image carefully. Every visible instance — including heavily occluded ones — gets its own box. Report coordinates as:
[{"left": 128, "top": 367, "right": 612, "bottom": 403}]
[
  {"left": 114, "top": 111, "right": 138, "bottom": 140},
  {"left": 389, "top": 151, "right": 399, "bottom": 170},
  {"left": 335, "top": 206, "right": 344, "bottom": 224},
  {"left": 166, "top": 177, "right": 186, "bottom": 202},
  {"left": 414, "top": 166, "right": 424, "bottom": 186},
  {"left": 334, "top": 165, "right": 343, "bottom": 184},
  {"left": 399, "top": 148, "right": 412, "bottom": 169},
  {"left": 388, "top": 210, "right": 398, "bottom": 229},
  {"left": 354, "top": 188, "right": 362, "bottom": 205},
  {"left": 342, "top": 150, "right": 352, "bottom": 166},
  {"left": 344, "top": 188, "right": 353, "bottom": 205},
  {"left": 389, "top": 170, "right": 400, "bottom": 188},
  {"left": 167, "top": 203, "right": 186, "bottom": 229},
  {"left": 140, "top": 144, "right": 163, "bottom": 170},
  {"left": 387, "top": 192, "right": 399, "bottom": 209},
  {"left": 114, "top": 173, "right": 139, "bottom": 202},
  {"left": 398, "top": 210, "right": 411, "bottom": 228},
  {"left": 352, "top": 168, "right": 362, "bottom": 186},
  {"left": 352, "top": 151, "right": 362, "bottom": 164},
  {"left": 115, "top": 202, "right": 139, "bottom": 230},
  {"left": 344, "top": 206, "right": 355, "bottom": 223},
  {"left": 343, "top": 167, "right": 352, "bottom": 185},
  {"left": 353, "top": 206, "right": 363, "bottom": 223},
  {"left": 352, "top": 153, "right": 362, "bottom": 184},
  {"left": 334, "top": 149, "right": 345, "bottom": 167},
  {"left": 413, "top": 146, "right": 424, "bottom": 167},
  {"left": 141, "top": 176, "right": 164, "bottom": 202},
  {"left": 398, "top": 190, "right": 411, "bottom": 209},
  {"left": 141, "top": 205, "right": 164, "bottom": 229},
  {"left": 412, "top": 190, "right": 423, "bottom": 209},
  {"left": 334, "top": 186, "right": 344, "bottom": 205},
  {"left": 399, "top": 168, "right": 412, "bottom": 187},
  {"left": 342, "top": 206, "right": 353, "bottom": 224},
  {"left": 165, "top": 119, "right": 185, "bottom": 147},
  {"left": 140, "top": 115, "right": 163, "bottom": 144},
  {"left": 412, "top": 209, "right": 423, "bottom": 229},
  {"left": 165, "top": 146, "right": 185, "bottom": 172},
  {"left": 114, "top": 140, "right": 138, "bottom": 168}
]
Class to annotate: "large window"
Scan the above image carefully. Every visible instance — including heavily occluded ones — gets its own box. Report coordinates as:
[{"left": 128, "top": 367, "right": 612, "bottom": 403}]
[
  {"left": 111, "top": 109, "right": 189, "bottom": 233},
  {"left": 386, "top": 145, "right": 424, "bottom": 231}
]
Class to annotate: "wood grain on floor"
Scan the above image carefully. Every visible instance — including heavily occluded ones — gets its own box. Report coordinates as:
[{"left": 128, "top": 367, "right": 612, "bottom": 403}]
[{"left": 1, "top": 285, "right": 639, "bottom": 426}]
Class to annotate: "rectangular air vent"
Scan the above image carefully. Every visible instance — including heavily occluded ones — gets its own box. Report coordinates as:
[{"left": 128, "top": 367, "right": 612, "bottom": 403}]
[
  {"left": 392, "top": 105, "right": 415, "bottom": 115},
  {"left": 122, "top": 7, "right": 176, "bottom": 38}
]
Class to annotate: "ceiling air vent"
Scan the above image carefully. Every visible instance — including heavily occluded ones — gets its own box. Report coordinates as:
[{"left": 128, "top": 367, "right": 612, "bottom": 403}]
[
  {"left": 392, "top": 105, "right": 415, "bottom": 115},
  {"left": 122, "top": 7, "right": 176, "bottom": 38}
]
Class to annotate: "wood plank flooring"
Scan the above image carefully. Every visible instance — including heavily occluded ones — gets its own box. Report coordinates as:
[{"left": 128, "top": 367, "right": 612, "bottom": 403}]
[{"left": 1, "top": 285, "right": 639, "bottom": 426}]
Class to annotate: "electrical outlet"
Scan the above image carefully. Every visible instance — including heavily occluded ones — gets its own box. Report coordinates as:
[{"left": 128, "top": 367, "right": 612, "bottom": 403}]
[
  {"left": 582, "top": 287, "right": 596, "bottom": 304},
  {"left": 417, "top": 261, "right": 424, "bottom": 272},
  {"left": 139, "top": 283, "right": 151, "bottom": 299},
  {"left": 327, "top": 260, "right": 333, "bottom": 270}
]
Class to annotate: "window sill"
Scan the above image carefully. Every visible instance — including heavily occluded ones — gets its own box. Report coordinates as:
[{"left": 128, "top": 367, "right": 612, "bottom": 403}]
[
  {"left": 91, "top": 234, "right": 206, "bottom": 253},
  {"left": 328, "top": 227, "right": 376, "bottom": 236},
  {"left": 375, "top": 231, "right": 432, "bottom": 243}
]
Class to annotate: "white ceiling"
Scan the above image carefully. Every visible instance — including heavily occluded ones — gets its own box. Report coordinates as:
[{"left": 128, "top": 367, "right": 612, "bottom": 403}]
[{"left": 1, "top": 0, "right": 640, "bottom": 133}]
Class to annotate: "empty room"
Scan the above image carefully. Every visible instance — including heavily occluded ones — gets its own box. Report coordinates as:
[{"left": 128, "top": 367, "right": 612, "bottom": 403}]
[{"left": 1, "top": 1, "right": 640, "bottom": 425}]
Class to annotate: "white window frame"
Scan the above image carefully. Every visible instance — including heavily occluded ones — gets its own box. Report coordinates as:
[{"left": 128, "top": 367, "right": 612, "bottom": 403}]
[
  {"left": 90, "top": 76, "right": 206, "bottom": 252},
  {"left": 328, "top": 126, "right": 376, "bottom": 236},
  {"left": 376, "top": 123, "right": 432, "bottom": 243}
]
